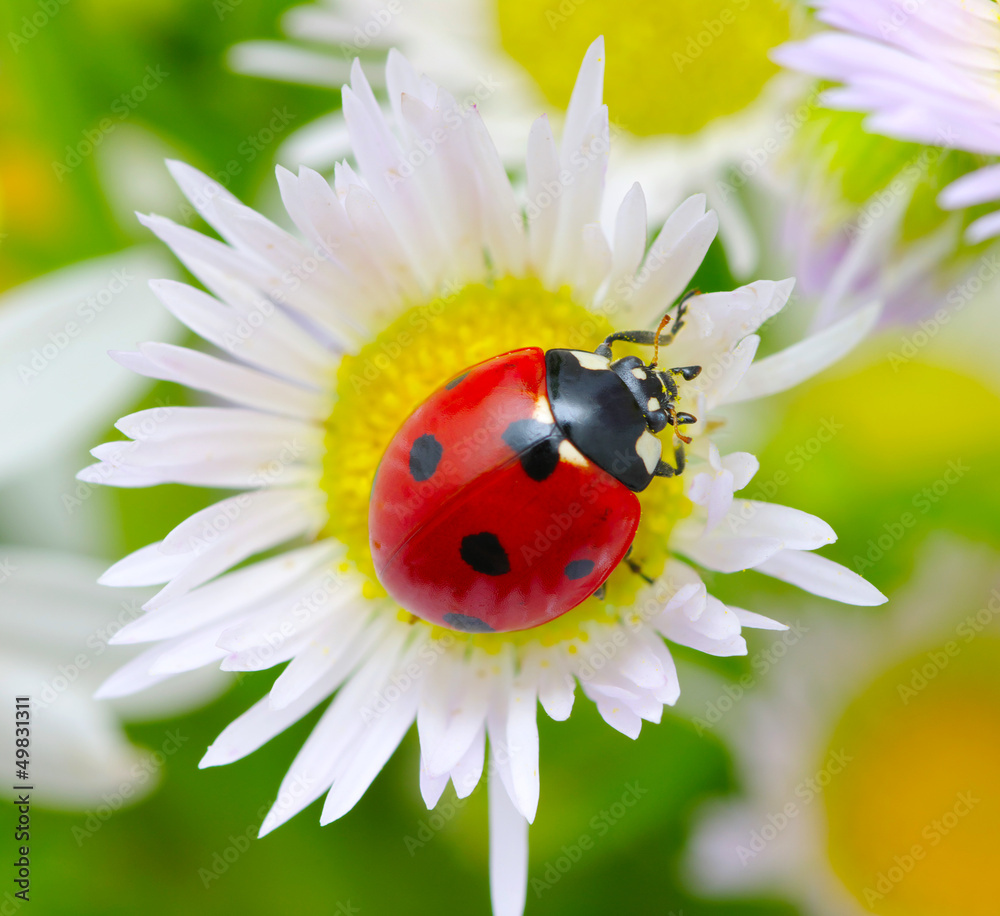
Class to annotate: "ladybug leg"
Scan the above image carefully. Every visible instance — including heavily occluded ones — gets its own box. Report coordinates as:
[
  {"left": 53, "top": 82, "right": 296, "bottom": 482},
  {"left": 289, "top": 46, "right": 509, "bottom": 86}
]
[
  {"left": 653, "top": 443, "right": 686, "bottom": 477},
  {"left": 624, "top": 556, "right": 654, "bottom": 584},
  {"left": 592, "top": 583, "right": 607, "bottom": 601},
  {"left": 595, "top": 289, "right": 699, "bottom": 360}
]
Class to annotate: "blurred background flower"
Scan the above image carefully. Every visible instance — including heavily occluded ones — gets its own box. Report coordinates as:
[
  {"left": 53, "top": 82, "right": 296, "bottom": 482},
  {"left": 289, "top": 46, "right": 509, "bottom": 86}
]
[
  {"left": 1, "top": 0, "right": 999, "bottom": 914},
  {"left": 769, "top": 0, "right": 1000, "bottom": 328},
  {"left": 230, "top": 0, "right": 808, "bottom": 275},
  {"left": 684, "top": 535, "right": 1000, "bottom": 916}
]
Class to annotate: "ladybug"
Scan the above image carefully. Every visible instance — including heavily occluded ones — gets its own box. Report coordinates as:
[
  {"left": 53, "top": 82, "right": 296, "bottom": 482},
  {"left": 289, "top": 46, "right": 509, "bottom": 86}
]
[{"left": 368, "top": 295, "right": 702, "bottom": 633}]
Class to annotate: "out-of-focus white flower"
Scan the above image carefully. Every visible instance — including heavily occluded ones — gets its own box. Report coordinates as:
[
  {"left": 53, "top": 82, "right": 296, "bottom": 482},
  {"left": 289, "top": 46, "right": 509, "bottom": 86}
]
[
  {"left": 776, "top": 0, "right": 1000, "bottom": 245},
  {"left": 0, "top": 249, "right": 227, "bottom": 808},
  {"left": 230, "top": 0, "right": 811, "bottom": 274},
  {"left": 685, "top": 535, "right": 1000, "bottom": 916}
]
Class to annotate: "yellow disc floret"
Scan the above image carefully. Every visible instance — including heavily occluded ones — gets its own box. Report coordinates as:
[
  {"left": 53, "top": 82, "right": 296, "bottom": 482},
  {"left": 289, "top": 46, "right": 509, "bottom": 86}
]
[
  {"left": 322, "top": 276, "right": 690, "bottom": 649},
  {"left": 496, "top": 0, "right": 791, "bottom": 137}
]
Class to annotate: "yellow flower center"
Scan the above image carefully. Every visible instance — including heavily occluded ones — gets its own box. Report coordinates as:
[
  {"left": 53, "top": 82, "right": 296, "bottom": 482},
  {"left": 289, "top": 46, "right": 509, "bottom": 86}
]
[
  {"left": 824, "top": 637, "right": 1000, "bottom": 915},
  {"left": 321, "top": 276, "right": 689, "bottom": 649},
  {"left": 496, "top": 0, "right": 791, "bottom": 137}
]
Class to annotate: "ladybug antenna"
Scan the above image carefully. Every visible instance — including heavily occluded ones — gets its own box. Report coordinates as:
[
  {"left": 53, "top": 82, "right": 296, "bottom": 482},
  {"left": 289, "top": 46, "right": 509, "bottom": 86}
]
[
  {"left": 670, "top": 411, "right": 697, "bottom": 445},
  {"left": 650, "top": 310, "right": 674, "bottom": 369}
]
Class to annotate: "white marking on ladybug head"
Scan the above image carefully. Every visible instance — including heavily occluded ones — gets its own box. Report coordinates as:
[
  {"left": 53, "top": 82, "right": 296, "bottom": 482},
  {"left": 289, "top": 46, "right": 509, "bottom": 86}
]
[
  {"left": 647, "top": 397, "right": 660, "bottom": 412},
  {"left": 532, "top": 395, "right": 556, "bottom": 425},
  {"left": 570, "top": 350, "right": 611, "bottom": 372},
  {"left": 636, "top": 429, "right": 661, "bottom": 474},
  {"left": 632, "top": 367, "right": 647, "bottom": 380},
  {"left": 558, "top": 439, "right": 589, "bottom": 468}
]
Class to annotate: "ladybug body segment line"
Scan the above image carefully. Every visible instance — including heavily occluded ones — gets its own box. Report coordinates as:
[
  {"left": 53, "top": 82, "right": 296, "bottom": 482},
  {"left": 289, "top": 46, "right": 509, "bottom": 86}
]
[{"left": 369, "top": 314, "right": 701, "bottom": 634}]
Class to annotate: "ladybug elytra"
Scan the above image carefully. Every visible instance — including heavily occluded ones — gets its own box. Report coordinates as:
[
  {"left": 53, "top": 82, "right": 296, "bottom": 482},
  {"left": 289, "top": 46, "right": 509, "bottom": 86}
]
[{"left": 369, "top": 295, "right": 702, "bottom": 633}]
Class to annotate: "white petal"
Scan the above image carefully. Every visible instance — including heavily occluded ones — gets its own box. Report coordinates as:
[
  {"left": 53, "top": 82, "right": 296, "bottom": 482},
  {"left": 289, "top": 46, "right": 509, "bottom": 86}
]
[
  {"left": 488, "top": 744, "right": 529, "bottom": 916},
  {"left": 112, "top": 542, "right": 338, "bottom": 644},
  {"left": 723, "top": 501, "right": 837, "bottom": 550},
  {"left": 420, "top": 758, "right": 450, "bottom": 809},
  {"left": 677, "top": 527, "right": 784, "bottom": 573},
  {"left": 319, "top": 673, "right": 419, "bottom": 823},
  {"left": 725, "top": 302, "right": 881, "bottom": 404},
  {"left": 99, "top": 540, "right": 190, "bottom": 587},
  {"left": 268, "top": 610, "right": 386, "bottom": 710},
  {"left": 112, "top": 341, "right": 328, "bottom": 420},
  {"left": 628, "top": 211, "right": 719, "bottom": 327},
  {"left": 756, "top": 550, "right": 888, "bottom": 606},
  {"left": 450, "top": 725, "right": 486, "bottom": 799},
  {"left": 560, "top": 36, "right": 605, "bottom": 167},
  {"left": 939, "top": 164, "right": 1000, "bottom": 209},
  {"left": 258, "top": 625, "right": 412, "bottom": 833},
  {"left": 418, "top": 652, "right": 490, "bottom": 778},
  {"left": 965, "top": 209, "right": 1000, "bottom": 244},
  {"left": 0, "top": 247, "right": 181, "bottom": 482},
  {"left": 504, "top": 678, "right": 540, "bottom": 824},
  {"left": 525, "top": 114, "right": 561, "bottom": 274},
  {"left": 732, "top": 608, "right": 788, "bottom": 631},
  {"left": 146, "top": 490, "right": 325, "bottom": 609}
]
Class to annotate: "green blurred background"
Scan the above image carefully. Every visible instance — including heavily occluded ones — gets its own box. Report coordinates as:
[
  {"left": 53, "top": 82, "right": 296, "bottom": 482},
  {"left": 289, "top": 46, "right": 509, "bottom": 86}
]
[{"left": 2, "top": 1, "right": 999, "bottom": 914}]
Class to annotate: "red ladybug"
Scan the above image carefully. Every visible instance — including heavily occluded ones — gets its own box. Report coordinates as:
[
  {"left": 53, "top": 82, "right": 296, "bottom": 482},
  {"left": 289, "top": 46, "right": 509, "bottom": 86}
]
[{"left": 369, "top": 299, "right": 702, "bottom": 633}]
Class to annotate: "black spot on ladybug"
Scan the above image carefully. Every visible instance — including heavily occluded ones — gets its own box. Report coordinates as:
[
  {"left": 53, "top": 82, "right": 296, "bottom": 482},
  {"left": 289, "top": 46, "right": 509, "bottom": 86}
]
[
  {"left": 409, "top": 434, "right": 443, "bottom": 482},
  {"left": 502, "top": 418, "right": 562, "bottom": 482},
  {"left": 444, "top": 372, "right": 469, "bottom": 390},
  {"left": 460, "top": 532, "right": 510, "bottom": 576},
  {"left": 564, "top": 559, "right": 595, "bottom": 580},
  {"left": 443, "top": 612, "right": 495, "bottom": 632}
]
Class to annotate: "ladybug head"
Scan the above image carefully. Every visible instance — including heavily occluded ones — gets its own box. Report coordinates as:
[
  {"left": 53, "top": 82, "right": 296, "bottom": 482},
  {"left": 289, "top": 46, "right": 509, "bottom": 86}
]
[
  {"left": 593, "top": 291, "right": 702, "bottom": 443},
  {"left": 604, "top": 354, "right": 701, "bottom": 440}
]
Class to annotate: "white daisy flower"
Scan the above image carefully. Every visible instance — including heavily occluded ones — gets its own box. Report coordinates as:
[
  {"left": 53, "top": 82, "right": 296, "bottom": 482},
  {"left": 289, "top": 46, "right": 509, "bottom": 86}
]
[
  {"left": 772, "top": 129, "right": 975, "bottom": 328},
  {"left": 775, "top": 0, "right": 1000, "bottom": 246},
  {"left": 0, "top": 547, "right": 225, "bottom": 808},
  {"left": 229, "top": 0, "right": 808, "bottom": 274},
  {"left": 84, "top": 43, "right": 884, "bottom": 915},
  {"left": 0, "top": 251, "right": 226, "bottom": 807},
  {"left": 0, "top": 248, "right": 181, "bottom": 483},
  {"left": 684, "top": 534, "right": 1000, "bottom": 916}
]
